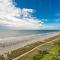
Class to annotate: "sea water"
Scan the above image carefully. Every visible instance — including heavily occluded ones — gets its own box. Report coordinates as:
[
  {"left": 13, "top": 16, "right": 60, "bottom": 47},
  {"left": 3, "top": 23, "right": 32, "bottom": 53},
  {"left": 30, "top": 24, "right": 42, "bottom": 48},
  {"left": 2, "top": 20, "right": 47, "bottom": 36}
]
[
  {"left": 0, "top": 29, "right": 60, "bottom": 38},
  {"left": 0, "top": 29, "right": 60, "bottom": 46}
]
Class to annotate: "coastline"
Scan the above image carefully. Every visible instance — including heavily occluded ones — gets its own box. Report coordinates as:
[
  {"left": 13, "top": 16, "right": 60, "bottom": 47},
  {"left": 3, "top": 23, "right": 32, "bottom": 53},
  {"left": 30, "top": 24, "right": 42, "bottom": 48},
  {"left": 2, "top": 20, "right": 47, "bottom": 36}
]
[{"left": 0, "top": 32, "right": 60, "bottom": 54}]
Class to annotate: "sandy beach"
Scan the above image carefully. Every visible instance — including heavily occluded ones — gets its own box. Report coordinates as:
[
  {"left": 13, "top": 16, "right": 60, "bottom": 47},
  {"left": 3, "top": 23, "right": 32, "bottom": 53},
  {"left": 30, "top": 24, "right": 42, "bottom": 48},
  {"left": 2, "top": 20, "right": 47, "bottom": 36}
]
[{"left": 0, "top": 32, "right": 60, "bottom": 54}]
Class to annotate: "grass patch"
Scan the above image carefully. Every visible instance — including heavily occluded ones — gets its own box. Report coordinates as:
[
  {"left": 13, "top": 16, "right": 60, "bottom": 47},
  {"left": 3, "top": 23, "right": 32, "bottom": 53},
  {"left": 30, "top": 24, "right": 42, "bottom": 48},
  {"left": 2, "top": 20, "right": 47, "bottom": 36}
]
[
  {"left": 33, "top": 50, "right": 49, "bottom": 60},
  {"left": 41, "top": 54, "right": 56, "bottom": 60},
  {"left": 33, "top": 40, "right": 60, "bottom": 60},
  {"left": 0, "top": 55, "right": 5, "bottom": 60}
]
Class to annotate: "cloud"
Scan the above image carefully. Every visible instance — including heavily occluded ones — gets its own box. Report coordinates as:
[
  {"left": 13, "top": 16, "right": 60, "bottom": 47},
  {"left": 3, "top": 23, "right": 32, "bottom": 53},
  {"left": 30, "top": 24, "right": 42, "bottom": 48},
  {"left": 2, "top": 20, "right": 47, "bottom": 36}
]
[
  {"left": 0, "top": 0, "right": 43, "bottom": 30},
  {"left": 41, "top": 23, "right": 60, "bottom": 30},
  {"left": 0, "top": 17, "right": 43, "bottom": 30}
]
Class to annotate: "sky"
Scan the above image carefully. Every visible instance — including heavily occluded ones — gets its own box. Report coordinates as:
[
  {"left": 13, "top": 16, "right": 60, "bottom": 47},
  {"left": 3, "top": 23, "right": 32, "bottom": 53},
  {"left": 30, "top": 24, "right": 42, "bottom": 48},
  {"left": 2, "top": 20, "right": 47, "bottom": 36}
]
[{"left": 0, "top": 0, "right": 60, "bottom": 30}]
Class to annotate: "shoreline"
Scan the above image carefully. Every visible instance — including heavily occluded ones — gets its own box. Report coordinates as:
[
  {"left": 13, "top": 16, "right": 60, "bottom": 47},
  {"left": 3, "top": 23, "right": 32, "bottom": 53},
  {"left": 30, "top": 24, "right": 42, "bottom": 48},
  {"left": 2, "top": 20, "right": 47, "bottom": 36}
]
[{"left": 0, "top": 32, "right": 60, "bottom": 54}]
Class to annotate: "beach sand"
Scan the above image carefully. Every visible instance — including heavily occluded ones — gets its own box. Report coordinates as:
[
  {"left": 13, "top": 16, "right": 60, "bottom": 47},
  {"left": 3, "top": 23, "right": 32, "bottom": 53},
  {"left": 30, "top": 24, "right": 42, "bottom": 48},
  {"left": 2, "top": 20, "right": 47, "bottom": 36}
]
[{"left": 0, "top": 32, "right": 60, "bottom": 54}]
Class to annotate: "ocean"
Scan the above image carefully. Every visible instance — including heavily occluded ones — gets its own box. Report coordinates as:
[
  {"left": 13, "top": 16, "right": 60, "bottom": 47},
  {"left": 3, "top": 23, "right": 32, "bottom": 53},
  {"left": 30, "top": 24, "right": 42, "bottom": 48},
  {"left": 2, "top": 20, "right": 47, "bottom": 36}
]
[
  {"left": 0, "top": 30, "right": 60, "bottom": 38},
  {"left": 0, "top": 30, "right": 60, "bottom": 46}
]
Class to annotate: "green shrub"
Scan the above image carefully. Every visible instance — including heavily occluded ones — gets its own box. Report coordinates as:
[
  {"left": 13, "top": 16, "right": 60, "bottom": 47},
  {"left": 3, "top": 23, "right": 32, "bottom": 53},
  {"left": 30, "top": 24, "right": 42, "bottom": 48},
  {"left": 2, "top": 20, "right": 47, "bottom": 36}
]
[
  {"left": 33, "top": 50, "right": 49, "bottom": 60},
  {"left": 0, "top": 55, "right": 5, "bottom": 60}
]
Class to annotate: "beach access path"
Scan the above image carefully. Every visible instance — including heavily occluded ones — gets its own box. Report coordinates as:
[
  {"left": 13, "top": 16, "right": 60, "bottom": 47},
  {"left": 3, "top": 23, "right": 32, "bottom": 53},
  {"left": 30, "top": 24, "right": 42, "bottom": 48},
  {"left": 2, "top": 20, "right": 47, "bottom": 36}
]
[{"left": 12, "top": 34, "right": 60, "bottom": 60}]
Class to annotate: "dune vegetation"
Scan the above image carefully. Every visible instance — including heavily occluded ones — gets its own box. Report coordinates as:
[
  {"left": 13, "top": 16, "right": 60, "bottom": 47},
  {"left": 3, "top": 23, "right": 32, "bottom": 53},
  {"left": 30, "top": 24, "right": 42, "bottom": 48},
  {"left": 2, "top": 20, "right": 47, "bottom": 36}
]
[
  {"left": 18, "top": 36, "right": 60, "bottom": 60},
  {"left": 0, "top": 35, "right": 60, "bottom": 60}
]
